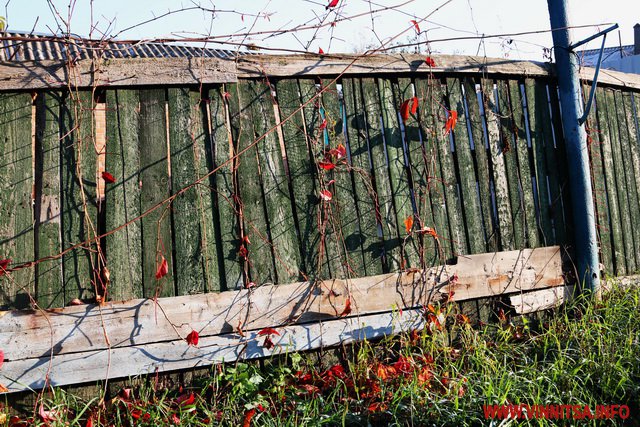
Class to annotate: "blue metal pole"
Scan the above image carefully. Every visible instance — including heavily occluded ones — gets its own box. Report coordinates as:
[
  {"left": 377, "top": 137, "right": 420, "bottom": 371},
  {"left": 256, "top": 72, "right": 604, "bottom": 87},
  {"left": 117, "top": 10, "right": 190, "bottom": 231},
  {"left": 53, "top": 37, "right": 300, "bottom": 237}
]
[{"left": 547, "top": 0, "right": 600, "bottom": 293}]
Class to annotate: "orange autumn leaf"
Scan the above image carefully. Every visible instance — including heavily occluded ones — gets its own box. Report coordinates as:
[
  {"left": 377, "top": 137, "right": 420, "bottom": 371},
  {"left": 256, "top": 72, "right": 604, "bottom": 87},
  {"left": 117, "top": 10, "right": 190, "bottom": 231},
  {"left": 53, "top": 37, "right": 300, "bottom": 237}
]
[
  {"left": 186, "top": 330, "right": 199, "bottom": 346},
  {"left": 326, "top": 0, "right": 339, "bottom": 9},
  {"left": 410, "top": 19, "right": 420, "bottom": 33},
  {"left": 258, "top": 327, "right": 280, "bottom": 336},
  {"left": 243, "top": 409, "right": 256, "bottom": 427},
  {"left": 425, "top": 56, "right": 436, "bottom": 67},
  {"left": 318, "top": 160, "right": 335, "bottom": 170},
  {"left": 444, "top": 109, "right": 458, "bottom": 135},
  {"left": 400, "top": 97, "right": 419, "bottom": 121},
  {"left": 404, "top": 215, "right": 414, "bottom": 234},
  {"left": 318, "top": 47, "right": 325, "bottom": 55}
]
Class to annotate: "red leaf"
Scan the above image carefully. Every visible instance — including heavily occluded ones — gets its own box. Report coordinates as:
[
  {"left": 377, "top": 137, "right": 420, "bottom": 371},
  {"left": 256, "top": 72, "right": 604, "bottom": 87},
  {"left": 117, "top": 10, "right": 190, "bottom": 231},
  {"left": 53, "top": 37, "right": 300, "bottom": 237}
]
[
  {"left": 243, "top": 409, "right": 256, "bottom": 427},
  {"left": 320, "top": 189, "right": 332, "bottom": 202},
  {"left": 318, "top": 47, "right": 325, "bottom": 55},
  {"left": 410, "top": 96, "right": 419, "bottom": 115},
  {"left": 425, "top": 56, "right": 436, "bottom": 67},
  {"left": 336, "top": 143, "right": 347, "bottom": 159},
  {"left": 258, "top": 327, "right": 280, "bottom": 336},
  {"left": 238, "top": 244, "right": 248, "bottom": 259},
  {"left": 326, "top": 0, "right": 339, "bottom": 9},
  {"left": 102, "top": 171, "right": 116, "bottom": 184},
  {"left": 86, "top": 415, "right": 94, "bottom": 427},
  {"left": 404, "top": 215, "right": 414, "bottom": 234},
  {"left": 222, "top": 91, "right": 232, "bottom": 100},
  {"left": 0, "top": 258, "right": 11, "bottom": 276},
  {"left": 177, "top": 392, "right": 195, "bottom": 406},
  {"left": 400, "top": 99, "right": 411, "bottom": 121},
  {"left": 0, "top": 349, "right": 4, "bottom": 369},
  {"left": 318, "top": 160, "right": 335, "bottom": 170},
  {"left": 262, "top": 336, "right": 275, "bottom": 350},
  {"left": 155, "top": 256, "right": 168, "bottom": 279},
  {"left": 186, "top": 330, "right": 199, "bottom": 346},
  {"left": 243, "top": 235, "right": 251, "bottom": 245},
  {"left": 318, "top": 118, "right": 327, "bottom": 130},
  {"left": 339, "top": 297, "right": 352, "bottom": 317},
  {"left": 410, "top": 19, "right": 420, "bottom": 33},
  {"left": 444, "top": 109, "right": 458, "bottom": 135}
]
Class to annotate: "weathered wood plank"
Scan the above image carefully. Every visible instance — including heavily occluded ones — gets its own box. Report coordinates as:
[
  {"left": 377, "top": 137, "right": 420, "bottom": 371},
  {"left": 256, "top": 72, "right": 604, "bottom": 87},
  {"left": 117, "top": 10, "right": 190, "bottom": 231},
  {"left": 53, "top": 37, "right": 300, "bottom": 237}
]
[
  {"left": 105, "top": 89, "right": 143, "bottom": 300},
  {"left": 507, "top": 80, "right": 539, "bottom": 248},
  {"left": 34, "top": 92, "right": 64, "bottom": 308},
  {"left": 547, "top": 84, "right": 572, "bottom": 246},
  {"left": 603, "top": 88, "right": 635, "bottom": 273},
  {"left": 246, "top": 80, "right": 301, "bottom": 283},
  {"left": 379, "top": 78, "right": 417, "bottom": 268},
  {"left": 0, "top": 246, "right": 563, "bottom": 381},
  {"left": 2, "top": 309, "right": 426, "bottom": 393},
  {"left": 322, "top": 79, "right": 361, "bottom": 277},
  {"left": 524, "top": 79, "right": 553, "bottom": 246},
  {"left": 209, "top": 85, "right": 243, "bottom": 290},
  {"left": 617, "top": 90, "right": 640, "bottom": 270},
  {"left": 361, "top": 78, "right": 400, "bottom": 272},
  {"left": 138, "top": 89, "right": 174, "bottom": 297},
  {"left": 596, "top": 87, "right": 625, "bottom": 275},
  {"left": 0, "top": 92, "right": 34, "bottom": 309},
  {"left": 399, "top": 77, "right": 435, "bottom": 266},
  {"left": 509, "top": 285, "right": 571, "bottom": 315},
  {"left": 582, "top": 84, "right": 613, "bottom": 274},
  {"left": 481, "top": 80, "right": 514, "bottom": 250},
  {"left": 276, "top": 79, "right": 321, "bottom": 281},
  {"left": 496, "top": 81, "right": 525, "bottom": 249},
  {"left": 416, "top": 77, "right": 464, "bottom": 259},
  {"left": 539, "top": 82, "right": 565, "bottom": 247},
  {"left": 341, "top": 78, "right": 385, "bottom": 275},
  {"left": 61, "top": 91, "right": 98, "bottom": 301},
  {"left": 447, "top": 77, "right": 484, "bottom": 254},
  {"left": 0, "top": 57, "right": 237, "bottom": 90},
  {"left": 167, "top": 88, "right": 220, "bottom": 294},
  {"left": 463, "top": 78, "right": 496, "bottom": 251},
  {"left": 234, "top": 81, "right": 277, "bottom": 284}
]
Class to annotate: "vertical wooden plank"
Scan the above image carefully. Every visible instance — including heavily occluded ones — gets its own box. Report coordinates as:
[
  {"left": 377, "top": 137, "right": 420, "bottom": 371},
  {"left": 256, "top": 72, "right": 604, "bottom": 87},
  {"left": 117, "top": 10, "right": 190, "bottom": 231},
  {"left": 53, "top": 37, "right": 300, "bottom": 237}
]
[
  {"left": 603, "top": 88, "right": 634, "bottom": 273},
  {"left": 0, "top": 92, "right": 34, "bottom": 309},
  {"left": 34, "top": 92, "right": 64, "bottom": 308},
  {"left": 246, "top": 80, "right": 301, "bottom": 283},
  {"left": 508, "top": 80, "right": 539, "bottom": 248},
  {"left": 416, "top": 77, "right": 464, "bottom": 259},
  {"left": 524, "top": 79, "right": 553, "bottom": 246},
  {"left": 541, "top": 83, "right": 567, "bottom": 247},
  {"left": 399, "top": 77, "right": 436, "bottom": 265},
  {"left": 342, "top": 78, "right": 384, "bottom": 275},
  {"left": 447, "top": 77, "right": 484, "bottom": 254},
  {"left": 615, "top": 90, "right": 640, "bottom": 269},
  {"left": 379, "top": 77, "right": 417, "bottom": 268},
  {"left": 581, "top": 84, "right": 613, "bottom": 275},
  {"left": 595, "top": 87, "right": 625, "bottom": 275},
  {"left": 276, "top": 79, "right": 321, "bottom": 281},
  {"left": 496, "top": 81, "right": 526, "bottom": 249},
  {"left": 235, "top": 81, "right": 278, "bottom": 285},
  {"left": 481, "top": 80, "right": 514, "bottom": 250},
  {"left": 210, "top": 85, "right": 243, "bottom": 290},
  {"left": 105, "top": 89, "right": 143, "bottom": 300},
  {"left": 61, "top": 91, "right": 98, "bottom": 301},
  {"left": 167, "top": 88, "right": 220, "bottom": 295},
  {"left": 138, "top": 89, "right": 174, "bottom": 297},
  {"left": 463, "top": 78, "right": 496, "bottom": 251},
  {"left": 323, "top": 80, "right": 362, "bottom": 277},
  {"left": 547, "top": 84, "right": 573, "bottom": 246},
  {"left": 361, "top": 77, "right": 400, "bottom": 271}
]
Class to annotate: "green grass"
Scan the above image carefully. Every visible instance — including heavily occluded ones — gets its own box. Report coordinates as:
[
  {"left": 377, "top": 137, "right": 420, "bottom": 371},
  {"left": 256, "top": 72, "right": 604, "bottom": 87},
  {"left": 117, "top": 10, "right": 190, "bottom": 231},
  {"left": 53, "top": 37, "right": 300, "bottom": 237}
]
[{"left": 3, "top": 282, "right": 640, "bottom": 426}]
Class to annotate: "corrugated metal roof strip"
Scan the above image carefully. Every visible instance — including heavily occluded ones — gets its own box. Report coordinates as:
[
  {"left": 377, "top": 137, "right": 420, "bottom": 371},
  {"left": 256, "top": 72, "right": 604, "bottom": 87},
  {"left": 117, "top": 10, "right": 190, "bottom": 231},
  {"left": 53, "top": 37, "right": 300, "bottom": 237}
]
[{"left": 0, "top": 32, "right": 242, "bottom": 62}]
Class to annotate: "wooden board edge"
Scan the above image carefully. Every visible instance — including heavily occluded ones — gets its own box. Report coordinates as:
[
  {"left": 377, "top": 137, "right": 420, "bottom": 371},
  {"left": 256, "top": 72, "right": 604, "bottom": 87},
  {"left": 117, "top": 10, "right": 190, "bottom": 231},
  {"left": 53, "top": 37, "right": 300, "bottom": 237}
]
[{"left": 508, "top": 285, "right": 573, "bottom": 315}]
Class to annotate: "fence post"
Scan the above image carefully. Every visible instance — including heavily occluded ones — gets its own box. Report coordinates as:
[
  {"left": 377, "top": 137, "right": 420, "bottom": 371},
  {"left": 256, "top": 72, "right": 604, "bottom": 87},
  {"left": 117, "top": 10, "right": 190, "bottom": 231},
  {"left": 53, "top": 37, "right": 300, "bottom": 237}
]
[{"left": 547, "top": 0, "right": 600, "bottom": 293}]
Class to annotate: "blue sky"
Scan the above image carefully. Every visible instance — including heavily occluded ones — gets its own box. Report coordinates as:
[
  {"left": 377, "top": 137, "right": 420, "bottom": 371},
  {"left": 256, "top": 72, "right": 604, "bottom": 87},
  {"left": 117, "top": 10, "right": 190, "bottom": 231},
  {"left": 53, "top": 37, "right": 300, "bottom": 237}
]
[{"left": 4, "top": 0, "right": 639, "bottom": 60}]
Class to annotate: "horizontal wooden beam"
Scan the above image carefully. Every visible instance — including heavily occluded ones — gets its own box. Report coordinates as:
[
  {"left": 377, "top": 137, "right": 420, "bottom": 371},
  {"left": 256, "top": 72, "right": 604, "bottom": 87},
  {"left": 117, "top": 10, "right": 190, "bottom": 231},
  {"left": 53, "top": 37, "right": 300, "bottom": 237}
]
[
  {"left": 1, "top": 54, "right": 639, "bottom": 91},
  {"left": 0, "top": 246, "right": 562, "bottom": 393},
  {"left": 0, "top": 57, "right": 237, "bottom": 90},
  {"left": 509, "top": 285, "right": 573, "bottom": 314}
]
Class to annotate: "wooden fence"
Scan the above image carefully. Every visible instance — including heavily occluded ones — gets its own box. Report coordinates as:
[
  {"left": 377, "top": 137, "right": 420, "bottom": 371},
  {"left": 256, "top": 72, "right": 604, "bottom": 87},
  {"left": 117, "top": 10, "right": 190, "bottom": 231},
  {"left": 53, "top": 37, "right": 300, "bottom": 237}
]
[{"left": 0, "top": 53, "right": 639, "bottom": 393}]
